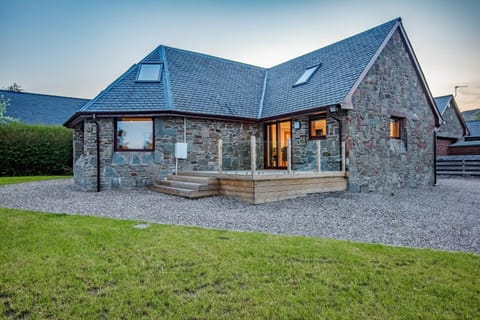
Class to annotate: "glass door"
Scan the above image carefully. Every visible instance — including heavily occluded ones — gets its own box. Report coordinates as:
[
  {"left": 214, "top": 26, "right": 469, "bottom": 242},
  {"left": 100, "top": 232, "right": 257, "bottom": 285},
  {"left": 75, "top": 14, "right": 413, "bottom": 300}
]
[{"left": 265, "top": 120, "right": 291, "bottom": 169}]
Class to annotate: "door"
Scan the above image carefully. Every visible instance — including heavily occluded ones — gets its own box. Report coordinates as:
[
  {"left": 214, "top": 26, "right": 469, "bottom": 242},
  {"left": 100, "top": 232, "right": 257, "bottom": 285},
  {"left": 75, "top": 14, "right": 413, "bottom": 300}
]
[{"left": 265, "top": 120, "right": 291, "bottom": 169}]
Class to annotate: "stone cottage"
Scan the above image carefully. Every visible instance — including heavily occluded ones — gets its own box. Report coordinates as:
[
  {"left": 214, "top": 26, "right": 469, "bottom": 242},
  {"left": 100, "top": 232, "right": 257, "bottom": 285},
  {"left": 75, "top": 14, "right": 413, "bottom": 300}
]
[
  {"left": 433, "top": 95, "right": 469, "bottom": 156},
  {"left": 64, "top": 18, "right": 442, "bottom": 195}
]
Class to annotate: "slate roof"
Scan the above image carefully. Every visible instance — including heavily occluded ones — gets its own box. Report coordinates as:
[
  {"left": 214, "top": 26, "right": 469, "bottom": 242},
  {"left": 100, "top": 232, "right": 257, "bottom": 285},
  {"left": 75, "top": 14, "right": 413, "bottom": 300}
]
[
  {"left": 68, "top": 18, "right": 438, "bottom": 125},
  {"left": 261, "top": 18, "right": 397, "bottom": 118},
  {"left": 466, "top": 120, "right": 480, "bottom": 137},
  {"left": 434, "top": 95, "right": 452, "bottom": 115},
  {"left": 1, "top": 90, "right": 88, "bottom": 125}
]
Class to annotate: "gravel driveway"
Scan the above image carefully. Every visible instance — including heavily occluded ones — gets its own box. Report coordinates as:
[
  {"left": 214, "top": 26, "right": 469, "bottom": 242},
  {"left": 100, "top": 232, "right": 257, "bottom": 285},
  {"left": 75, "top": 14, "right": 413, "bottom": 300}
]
[{"left": 1, "top": 177, "right": 479, "bottom": 253}]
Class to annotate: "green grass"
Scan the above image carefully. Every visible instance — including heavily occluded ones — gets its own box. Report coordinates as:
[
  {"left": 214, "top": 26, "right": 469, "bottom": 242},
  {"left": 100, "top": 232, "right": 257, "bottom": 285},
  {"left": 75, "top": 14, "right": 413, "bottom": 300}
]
[
  {"left": 0, "top": 176, "right": 71, "bottom": 185},
  {"left": 1, "top": 208, "right": 479, "bottom": 319}
]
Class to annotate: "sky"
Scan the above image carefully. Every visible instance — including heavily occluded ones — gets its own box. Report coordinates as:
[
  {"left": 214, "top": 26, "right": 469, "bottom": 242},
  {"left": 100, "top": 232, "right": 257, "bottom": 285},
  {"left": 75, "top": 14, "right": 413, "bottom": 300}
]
[{"left": 1, "top": 0, "right": 479, "bottom": 111}]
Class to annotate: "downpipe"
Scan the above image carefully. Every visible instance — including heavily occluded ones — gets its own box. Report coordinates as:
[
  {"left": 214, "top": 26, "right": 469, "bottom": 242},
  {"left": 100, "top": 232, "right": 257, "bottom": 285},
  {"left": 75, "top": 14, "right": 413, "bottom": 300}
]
[{"left": 93, "top": 114, "right": 101, "bottom": 192}]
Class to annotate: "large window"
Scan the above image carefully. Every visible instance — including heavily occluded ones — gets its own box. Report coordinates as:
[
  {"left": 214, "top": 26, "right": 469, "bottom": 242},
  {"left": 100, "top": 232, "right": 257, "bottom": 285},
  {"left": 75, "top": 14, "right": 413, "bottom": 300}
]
[
  {"left": 309, "top": 114, "right": 327, "bottom": 139},
  {"left": 390, "top": 117, "right": 403, "bottom": 139},
  {"left": 115, "top": 118, "right": 154, "bottom": 151}
]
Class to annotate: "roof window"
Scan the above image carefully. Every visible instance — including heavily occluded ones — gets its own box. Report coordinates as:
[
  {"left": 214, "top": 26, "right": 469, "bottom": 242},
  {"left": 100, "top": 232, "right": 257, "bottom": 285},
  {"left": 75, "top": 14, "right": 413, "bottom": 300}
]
[
  {"left": 294, "top": 64, "right": 321, "bottom": 86},
  {"left": 136, "top": 64, "right": 162, "bottom": 82}
]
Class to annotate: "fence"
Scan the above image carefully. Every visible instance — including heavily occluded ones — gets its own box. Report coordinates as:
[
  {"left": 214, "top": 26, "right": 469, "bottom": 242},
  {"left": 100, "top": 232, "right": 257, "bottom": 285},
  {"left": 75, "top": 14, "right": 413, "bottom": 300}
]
[{"left": 436, "top": 155, "right": 480, "bottom": 176}]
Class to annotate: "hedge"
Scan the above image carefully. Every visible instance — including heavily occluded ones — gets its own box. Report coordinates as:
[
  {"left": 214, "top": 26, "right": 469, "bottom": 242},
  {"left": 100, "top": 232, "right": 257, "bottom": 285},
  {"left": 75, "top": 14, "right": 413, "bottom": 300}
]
[{"left": 0, "top": 122, "right": 73, "bottom": 176}]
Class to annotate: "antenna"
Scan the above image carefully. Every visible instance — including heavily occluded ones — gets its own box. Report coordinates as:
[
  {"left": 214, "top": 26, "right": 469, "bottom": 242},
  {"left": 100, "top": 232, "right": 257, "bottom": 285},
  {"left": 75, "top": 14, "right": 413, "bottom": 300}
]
[{"left": 454, "top": 85, "right": 468, "bottom": 97}]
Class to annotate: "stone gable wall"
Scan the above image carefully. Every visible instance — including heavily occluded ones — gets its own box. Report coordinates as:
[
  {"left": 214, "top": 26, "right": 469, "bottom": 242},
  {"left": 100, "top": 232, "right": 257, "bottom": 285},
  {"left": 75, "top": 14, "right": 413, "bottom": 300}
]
[
  {"left": 437, "top": 102, "right": 464, "bottom": 140},
  {"left": 344, "top": 29, "right": 436, "bottom": 193},
  {"left": 73, "top": 117, "right": 261, "bottom": 191}
]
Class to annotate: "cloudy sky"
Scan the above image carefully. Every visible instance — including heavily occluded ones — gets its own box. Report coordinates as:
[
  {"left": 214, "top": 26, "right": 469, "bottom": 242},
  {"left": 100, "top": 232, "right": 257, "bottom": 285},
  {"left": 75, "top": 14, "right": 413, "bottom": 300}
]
[{"left": 1, "top": 0, "right": 479, "bottom": 111}]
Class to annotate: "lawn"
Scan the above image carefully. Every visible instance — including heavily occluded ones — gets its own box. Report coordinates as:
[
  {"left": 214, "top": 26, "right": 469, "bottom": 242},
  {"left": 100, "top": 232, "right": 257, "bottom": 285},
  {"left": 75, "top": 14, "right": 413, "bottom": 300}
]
[
  {"left": 1, "top": 208, "right": 479, "bottom": 319},
  {"left": 0, "top": 176, "right": 71, "bottom": 185}
]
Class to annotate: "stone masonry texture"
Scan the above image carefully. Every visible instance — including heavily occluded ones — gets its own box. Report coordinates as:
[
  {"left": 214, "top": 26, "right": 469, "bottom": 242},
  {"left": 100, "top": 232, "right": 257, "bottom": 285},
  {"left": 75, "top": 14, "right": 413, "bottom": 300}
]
[
  {"left": 437, "top": 101, "right": 464, "bottom": 140},
  {"left": 343, "top": 30, "right": 436, "bottom": 193},
  {"left": 73, "top": 117, "right": 261, "bottom": 191}
]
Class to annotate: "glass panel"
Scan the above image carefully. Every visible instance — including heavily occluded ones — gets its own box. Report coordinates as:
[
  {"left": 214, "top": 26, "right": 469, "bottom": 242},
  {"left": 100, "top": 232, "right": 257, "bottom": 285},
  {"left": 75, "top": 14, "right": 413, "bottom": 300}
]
[
  {"left": 265, "top": 121, "right": 291, "bottom": 168},
  {"left": 116, "top": 118, "right": 153, "bottom": 150},
  {"left": 279, "top": 121, "right": 291, "bottom": 167},
  {"left": 266, "top": 123, "right": 277, "bottom": 168},
  {"left": 137, "top": 64, "right": 162, "bottom": 81},
  {"left": 294, "top": 65, "right": 320, "bottom": 86},
  {"left": 390, "top": 118, "right": 400, "bottom": 138},
  {"left": 310, "top": 118, "right": 326, "bottom": 138}
]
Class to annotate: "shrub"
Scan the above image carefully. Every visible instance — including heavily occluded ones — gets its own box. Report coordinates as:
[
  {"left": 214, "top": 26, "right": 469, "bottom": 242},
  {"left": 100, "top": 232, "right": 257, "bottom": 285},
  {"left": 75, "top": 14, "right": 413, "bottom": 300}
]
[{"left": 0, "top": 123, "right": 73, "bottom": 176}]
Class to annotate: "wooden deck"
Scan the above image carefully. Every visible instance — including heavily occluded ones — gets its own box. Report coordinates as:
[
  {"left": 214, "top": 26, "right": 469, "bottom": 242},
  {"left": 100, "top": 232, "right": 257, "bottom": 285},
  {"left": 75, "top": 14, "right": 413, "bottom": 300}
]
[{"left": 178, "top": 171, "right": 347, "bottom": 204}]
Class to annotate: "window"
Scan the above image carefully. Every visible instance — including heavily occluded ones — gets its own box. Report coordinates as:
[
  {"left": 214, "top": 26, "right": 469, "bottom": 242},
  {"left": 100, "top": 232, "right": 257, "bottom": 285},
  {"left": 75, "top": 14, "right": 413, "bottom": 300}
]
[
  {"left": 294, "top": 64, "right": 321, "bottom": 86},
  {"left": 116, "top": 118, "right": 154, "bottom": 151},
  {"left": 390, "top": 117, "right": 402, "bottom": 139},
  {"left": 136, "top": 64, "right": 162, "bottom": 82},
  {"left": 309, "top": 113, "right": 327, "bottom": 139}
]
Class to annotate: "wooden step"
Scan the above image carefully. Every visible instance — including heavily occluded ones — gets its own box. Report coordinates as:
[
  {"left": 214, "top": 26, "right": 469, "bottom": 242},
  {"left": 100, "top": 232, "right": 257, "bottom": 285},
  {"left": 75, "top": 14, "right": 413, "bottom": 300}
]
[
  {"left": 165, "top": 174, "right": 218, "bottom": 185},
  {"left": 156, "top": 179, "right": 218, "bottom": 191},
  {"left": 148, "top": 184, "right": 219, "bottom": 199}
]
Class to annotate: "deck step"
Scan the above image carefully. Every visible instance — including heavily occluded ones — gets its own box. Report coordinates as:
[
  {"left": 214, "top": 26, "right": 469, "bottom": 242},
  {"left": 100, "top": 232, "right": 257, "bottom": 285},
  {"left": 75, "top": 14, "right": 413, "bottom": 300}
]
[
  {"left": 149, "top": 173, "right": 219, "bottom": 199},
  {"left": 155, "top": 179, "right": 218, "bottom": 191},
  {"left": 148, "top": 184, "right": 219, "bottom": 199},
  {"left": 166, "top": 174, "right": 218, "bottom": 185}
]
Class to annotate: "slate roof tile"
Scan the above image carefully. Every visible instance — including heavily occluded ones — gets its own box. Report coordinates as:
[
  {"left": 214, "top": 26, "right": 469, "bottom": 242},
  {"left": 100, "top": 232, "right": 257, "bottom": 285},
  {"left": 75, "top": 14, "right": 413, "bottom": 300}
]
[
  {"left": 1, "top": 90, "right": 88, "bottom": 125},
  {"left": 74, "top": 18, "right": 401, "bottom": 121}
]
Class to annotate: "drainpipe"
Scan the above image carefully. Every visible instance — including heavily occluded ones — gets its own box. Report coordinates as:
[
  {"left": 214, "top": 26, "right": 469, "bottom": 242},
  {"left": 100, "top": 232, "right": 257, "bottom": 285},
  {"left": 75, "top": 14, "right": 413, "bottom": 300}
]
[
  {"left": 433, "top": 129, "right": 437, "bottom": 186},
  {"left": 327, "top": 105, "right": 343, "bottom": 171},
  {"left": 93, "top": 114, "right": 101, "bottom": 192}
]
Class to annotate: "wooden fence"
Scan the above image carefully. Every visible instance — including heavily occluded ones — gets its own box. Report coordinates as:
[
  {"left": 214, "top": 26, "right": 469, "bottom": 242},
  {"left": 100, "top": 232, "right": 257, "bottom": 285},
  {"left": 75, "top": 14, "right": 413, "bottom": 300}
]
[{"left": 436, "top": 155, "right": 480, "bottom": 176}]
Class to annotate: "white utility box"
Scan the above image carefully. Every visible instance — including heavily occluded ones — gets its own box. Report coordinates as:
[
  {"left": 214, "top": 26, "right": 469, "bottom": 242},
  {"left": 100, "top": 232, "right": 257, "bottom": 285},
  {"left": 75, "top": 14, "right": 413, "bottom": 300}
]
[{"left": 175, "top": 142, "right": 188, "bottom": 159}]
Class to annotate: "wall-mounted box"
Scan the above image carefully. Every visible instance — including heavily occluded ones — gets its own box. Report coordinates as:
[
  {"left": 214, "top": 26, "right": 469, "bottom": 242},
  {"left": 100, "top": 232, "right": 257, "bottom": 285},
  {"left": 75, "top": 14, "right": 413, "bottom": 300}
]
[{"left": 175, "top": 142, "right": 188, "bottom": 159}]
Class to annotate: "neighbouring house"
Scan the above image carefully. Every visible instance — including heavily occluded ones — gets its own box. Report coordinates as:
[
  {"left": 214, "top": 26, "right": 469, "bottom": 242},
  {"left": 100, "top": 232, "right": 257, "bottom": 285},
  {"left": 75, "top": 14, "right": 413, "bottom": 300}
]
[
  {"left": 0, "top": 89, "right": 89, "bottom": 125},
  {"left": 64, "top": 18, "right": 442, "bottom": 199},
  {"left": 446, "top": 120, "right": 480, "bottom": 155},
  {"left": 465, "top": 120, "right": 480, "bottom": 141},
  {"left": 433, "top": 95, "right": 469, "bottom": 156},
  {"left": 462, "top": 108, "right": 480, "bottom": 121}
]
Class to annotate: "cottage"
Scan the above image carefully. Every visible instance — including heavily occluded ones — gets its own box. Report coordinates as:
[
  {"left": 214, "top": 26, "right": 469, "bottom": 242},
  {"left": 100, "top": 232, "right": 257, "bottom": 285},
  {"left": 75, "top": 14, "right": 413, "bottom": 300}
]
[
  {"left": 433, "top": 95, "right": 468, "bottom": 156},
  {"left": 64, "top": 18, "right": 442, "bottom": 201}
]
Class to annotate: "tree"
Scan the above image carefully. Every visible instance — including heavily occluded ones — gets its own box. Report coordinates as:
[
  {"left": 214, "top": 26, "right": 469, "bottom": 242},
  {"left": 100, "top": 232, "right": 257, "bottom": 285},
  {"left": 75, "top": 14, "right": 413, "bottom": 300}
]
[
  {"left": 0, "top": 95, "right": 16, "bottom": 124},
  {"left": 6, "top": 83, "right": 22, "bottom": 92},
  {"left": 475, "top": 112, "right": 480, "bottom": 121}
]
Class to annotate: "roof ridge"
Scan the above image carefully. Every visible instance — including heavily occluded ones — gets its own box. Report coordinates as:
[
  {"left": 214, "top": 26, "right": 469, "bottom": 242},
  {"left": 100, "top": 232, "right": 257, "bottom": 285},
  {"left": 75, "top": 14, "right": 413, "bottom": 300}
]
[
  {"left": 162, "top": 45, "right": 266, "bottom": 71},
  {"left": 0, "top": 89, "right": 89, "bottom": 101},
  {"left": 258, "top": 70, "right": 269, "bottom": 119},
  {"left": 159, "top": 46, "right": 175, "bottom": 111},
  {"left": 270, "top": 18, "right": 401, "bottom": 69}
]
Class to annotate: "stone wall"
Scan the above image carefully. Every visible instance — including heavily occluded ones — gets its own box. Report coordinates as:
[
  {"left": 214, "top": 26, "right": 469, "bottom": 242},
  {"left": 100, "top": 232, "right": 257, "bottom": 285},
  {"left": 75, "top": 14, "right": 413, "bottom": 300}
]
[
  {"left": 291, "top": 114, "right": 341, "bottom": 171},
  {"left": 344, "top": 29, "right": 436, "bottom": 193},
  {"left": 437, "top": 102, "right": 464, "bottom": 140},
  {"left": 73, "top": 116, "right": 261, "bottom": 191}
]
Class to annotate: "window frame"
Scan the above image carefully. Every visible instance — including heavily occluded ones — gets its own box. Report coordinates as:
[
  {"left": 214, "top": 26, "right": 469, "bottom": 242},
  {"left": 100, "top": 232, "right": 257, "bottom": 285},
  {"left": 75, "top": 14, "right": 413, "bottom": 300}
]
[
  {"left": 309, "top": 113, "right": 327, "bottom": 140},
  {"left": 135, "top": 63, "right": 163, "bottom": 82},
  {"left": 293, "top": 64, "right": 321, "bottom": 87},
  {"left": 114, "top": 117, "right": 155, "bottom": 152},
  {"left": 389, "top": 116, "right": 403, "bottom": 140}
]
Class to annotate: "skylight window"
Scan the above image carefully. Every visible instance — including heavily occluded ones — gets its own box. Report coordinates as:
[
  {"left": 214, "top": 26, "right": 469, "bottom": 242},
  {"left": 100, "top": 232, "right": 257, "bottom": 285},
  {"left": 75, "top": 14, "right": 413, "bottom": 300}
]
[
  {"left": 136, "top": 64, "right": 162, "bottom": 82},
  {"left": 294, "top": 64, "right": 321, "bottom": 86}
]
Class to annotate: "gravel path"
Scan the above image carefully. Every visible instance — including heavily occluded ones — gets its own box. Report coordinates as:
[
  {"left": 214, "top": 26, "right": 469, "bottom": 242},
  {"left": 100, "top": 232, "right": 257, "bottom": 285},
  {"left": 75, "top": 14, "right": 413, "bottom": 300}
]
[{"left": 1, "top": 177, "right": 479, "bottom": 253}]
